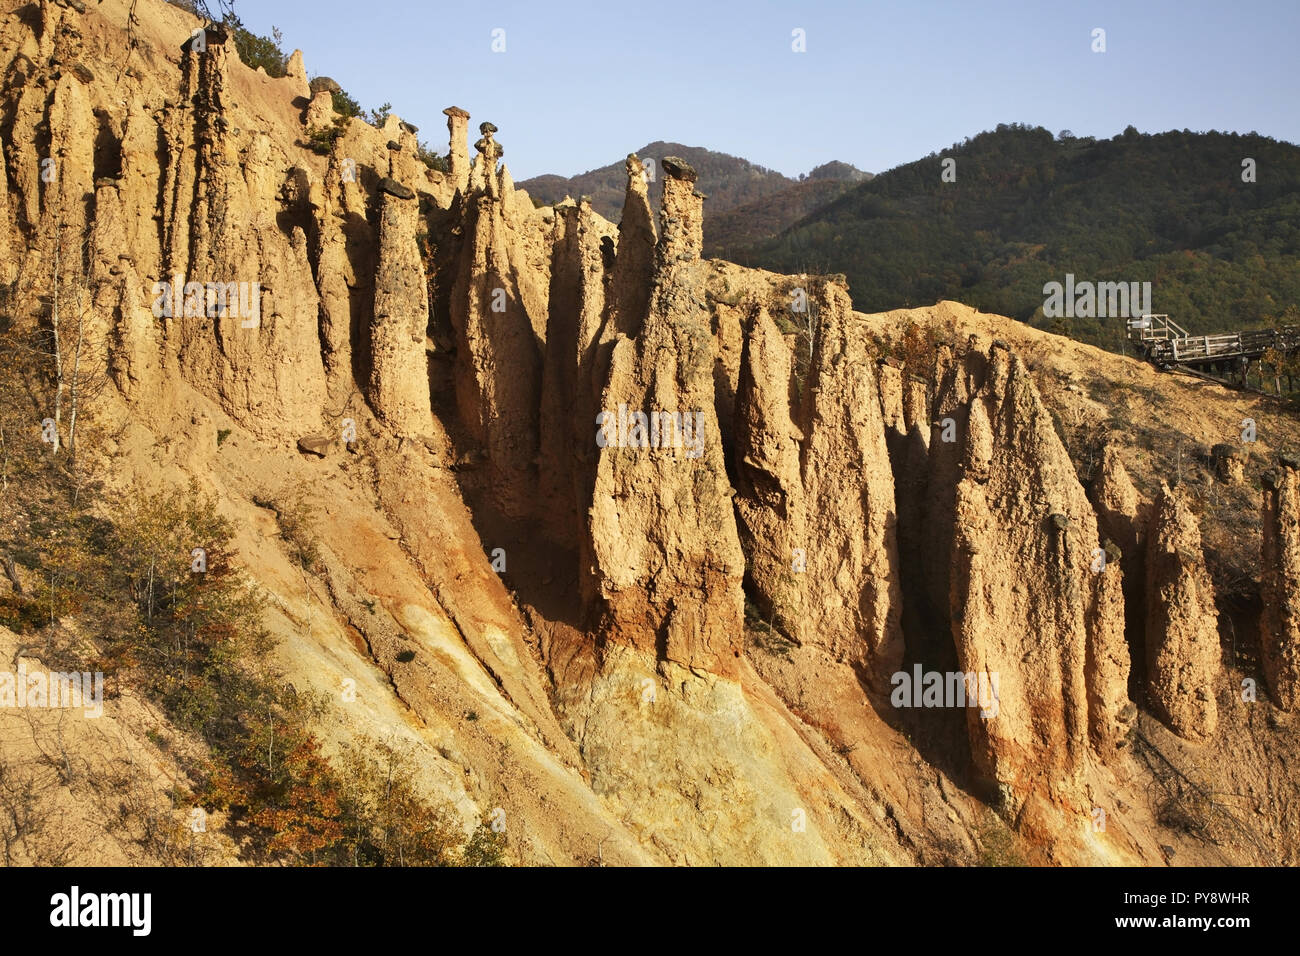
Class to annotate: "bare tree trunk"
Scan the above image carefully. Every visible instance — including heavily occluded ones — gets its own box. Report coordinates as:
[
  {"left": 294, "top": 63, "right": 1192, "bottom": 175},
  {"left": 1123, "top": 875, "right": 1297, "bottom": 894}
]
[
  {"left": 50, "top": 224, "right": 63, "bottom": 454},
  {"left": 67, "top": 283, "right": 85, "bottom": 465},
  {"left": 2, "top": 554, "right": 22, "bottom": 595}
]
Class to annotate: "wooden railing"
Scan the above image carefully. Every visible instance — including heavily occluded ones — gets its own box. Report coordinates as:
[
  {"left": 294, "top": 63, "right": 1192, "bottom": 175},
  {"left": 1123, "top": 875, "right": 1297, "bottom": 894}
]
[
  {"left": 1128, "top": 314, "right": 1300, "bottom": 368},
  {"left": 1126, "top": 314, "right": 1187, "bottom": 344}
]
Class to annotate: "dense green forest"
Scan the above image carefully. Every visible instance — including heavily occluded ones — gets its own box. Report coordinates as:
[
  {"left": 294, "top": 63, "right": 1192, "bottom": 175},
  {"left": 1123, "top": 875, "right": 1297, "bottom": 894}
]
[
  {"left": 706, "top": 177, "right": 861, "bottom": 259},
  {"left": 733, "top": 125, "right": 1300, "bottom": 352}
]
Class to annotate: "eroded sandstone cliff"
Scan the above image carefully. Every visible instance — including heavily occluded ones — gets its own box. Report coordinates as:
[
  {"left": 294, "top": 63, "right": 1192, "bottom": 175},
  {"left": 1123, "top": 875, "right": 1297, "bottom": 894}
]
[
  {"left": 1262, "top": 456, "right": 1300, "bottom": 711},
  {"left": 2, "top": 0, "right": 1296, "bottom": 867},
  {"left": 1144, "top": 483, "right": 1222, "bottom": 740}
]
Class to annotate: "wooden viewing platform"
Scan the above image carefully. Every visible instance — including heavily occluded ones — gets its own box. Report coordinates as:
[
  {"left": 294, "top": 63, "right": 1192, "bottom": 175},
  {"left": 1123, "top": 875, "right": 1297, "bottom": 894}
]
[{"left": 1127, "top": 314, "right": 1300, "bottom": 387}]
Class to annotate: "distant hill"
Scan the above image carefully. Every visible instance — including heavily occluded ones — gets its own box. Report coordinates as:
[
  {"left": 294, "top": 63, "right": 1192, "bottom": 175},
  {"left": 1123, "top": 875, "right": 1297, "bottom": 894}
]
[
  {"left": 730, "top": 124, "right": 1300, "bottom": 351},
  {"left": 706, "top": 178, "right": 860, "bottom": 260},
  {"left": 518, "top": 146, "right": 870, "bottom": 252},
  {"left": 806, "top": 160, "right": 872, "bottom": 183},
  {"left": 519, "top": 142, "right": 796, "bottom": 224}
]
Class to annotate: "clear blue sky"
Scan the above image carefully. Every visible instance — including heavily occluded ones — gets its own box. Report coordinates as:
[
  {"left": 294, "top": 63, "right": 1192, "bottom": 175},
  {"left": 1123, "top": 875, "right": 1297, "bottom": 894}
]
[{"left": 231, "top": 0, "right": 1300, "bottom": 180}]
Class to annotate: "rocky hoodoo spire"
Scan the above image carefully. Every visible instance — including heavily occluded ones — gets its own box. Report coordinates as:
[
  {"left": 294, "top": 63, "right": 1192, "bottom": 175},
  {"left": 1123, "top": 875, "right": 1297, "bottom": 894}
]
[
  {"left": 553, "top": 157, "right": 653, "bottom": 578},
  {"left": 474, "top": 122, "right": 503, "bottom": 165},
  {"left": 602, "top": 155, "right": 656, "bottom": 340},
  {"left": 1262, "top": 456, "right": 1300, "bottom": 710},
  {"left": 382, "top": 116, "right": 422, "bottom": 191},
  {"left": 284, "top": 49, "right": 310, "bottom": 101},
  {"left": 656, "top": 156, "right": 702, "bottom": 257},
  {"left": 585, "top": 157, "right": 745, "bottom": 676},
  {"left": 119, "top": 103, "right": 163, "bottom": 282},
  {"left": 43, "top": 69, "right": 96, "bottom": 270},
  {"left": 1091, "top": 445, "right": 1150, "bottom": 696},
  {"left": 304, "top": 86, "right": 335, "bottom": 129},
  {"left": 369, "top": 181, "right": 432, "bottom": 437},
  {"left": 448, "top": 122, "right": 548, "bottom": 518},
  {"left": 733, "top": 282, "right": 903, "bottom": 682},
  {"left": 6, "top": 0, "right": 97, "bottom": 267},
  {"left": 443, "top": 106, "right": 471, "bottom": 195},
  {"left": 308, "top": 112, "right": 392, "bottom": 394},
  {"left": 944, "top": 342, "right": 1131, "bottom": 809},
  {"left": 920, "top": 342, "right": 975, "bottom": 638},
  {"left": 1092, "top": 446, "right": 1145, "bottom": 567},
  {"left": 160, "top": 28, "right": 326, "bottom": 437},
  {"left": 3, "top": 0, "right": 93, "bottom": 270},
  {"left": 165, "top": 26, "right": 232, "bottom": 274},
  {"left": 1143, "top": 483, "right": 1221, "bottom": 739},
  {"left": 538, "top": 199, "right": 611, "bottom": 546},
  {"left": 311, "top": 154, "right": 357, "bottom": 388},
  {"left": 469, "top": 121, "right": 502, "bottom": 194},
  {"left": 876, "top": 358, "right": 932, "bottom": 656},
  {"left": 84, "top": 178, "right": 129, "bottom": 380}
]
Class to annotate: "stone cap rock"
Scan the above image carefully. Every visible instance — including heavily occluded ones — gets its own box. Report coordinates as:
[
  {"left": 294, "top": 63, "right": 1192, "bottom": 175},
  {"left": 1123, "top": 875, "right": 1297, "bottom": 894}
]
[
  {"left": 386, "top": 140, "right": 401, "bottom": 151},
  {"left": 662, "top": 156, "right": 697, "bottom": 183},
  {"left": 1211, "top": 442, "right": 1245, "bottom": 460},
  {"left": 181, "top": 25, "right": 228, "bottom": 53},
  {"left": 377, "top": 177, "right": 415, "bottom": 200},
  {"left": 474, "top": 124, "right": 503, "bottom": 162},
  {"left": 1280, "top": 452, "right": 1300, "bottom": 470},
  {"left": 399, "top": 121, "right": 418, "bottom": 134},
  {"left": 309, "top": 76, "right": 342, "bottom": 95},
  {"left": 443, "top": 106, "right": 470, "bottom": 119}
]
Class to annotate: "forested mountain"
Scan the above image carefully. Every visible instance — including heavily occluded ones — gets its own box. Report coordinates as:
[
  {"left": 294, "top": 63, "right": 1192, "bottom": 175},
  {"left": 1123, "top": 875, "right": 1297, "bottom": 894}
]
[
  {"left": 519, "top": 142, "right": 795, "bottom": 222},
  {"left": 732, "top": 125, "right": 1300, "bottom": 351},
  {"left": 705, "top": 167, "right": 872, "bottom": 260}
]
